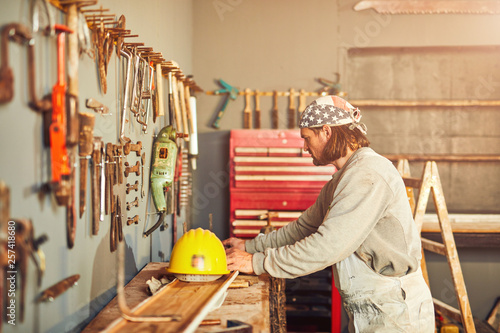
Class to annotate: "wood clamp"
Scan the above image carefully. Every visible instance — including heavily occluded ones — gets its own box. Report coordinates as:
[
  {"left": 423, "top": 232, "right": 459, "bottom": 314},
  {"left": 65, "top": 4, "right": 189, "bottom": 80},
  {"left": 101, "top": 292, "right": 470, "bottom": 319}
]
[
  {"left": 123, "top": 141, "right": 142, "bottom": 156},
  {"left": 124, "top": 161, "right": 140, "bottom": 177},
  {"left": 126, "top": 197, "right": 139, "bottom": 211},
  {"left": 0, "top": 23, "right": 23, "bottom": 103},
  {"left": 126, "top": 181, "right": 139, "bottom": 194},
  {"left": 127, "top": 215, "right": 139, "bottom": 226},
  {"left": 0, "top": 23, "right": 51, "bottom": 113}
]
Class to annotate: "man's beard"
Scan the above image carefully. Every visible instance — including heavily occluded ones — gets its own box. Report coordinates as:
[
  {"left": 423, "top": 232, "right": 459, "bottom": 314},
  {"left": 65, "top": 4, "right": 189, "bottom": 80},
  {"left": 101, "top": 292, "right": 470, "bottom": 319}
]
[{"left": 311, "top": 149, "right": 329, "bottom": 166}]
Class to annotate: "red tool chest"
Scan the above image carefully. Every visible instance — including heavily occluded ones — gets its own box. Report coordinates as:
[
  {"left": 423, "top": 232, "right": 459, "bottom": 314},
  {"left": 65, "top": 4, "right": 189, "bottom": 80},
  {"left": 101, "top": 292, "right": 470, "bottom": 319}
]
[{"left": 229, "top": 129, "right": 342, "bottom": 333}]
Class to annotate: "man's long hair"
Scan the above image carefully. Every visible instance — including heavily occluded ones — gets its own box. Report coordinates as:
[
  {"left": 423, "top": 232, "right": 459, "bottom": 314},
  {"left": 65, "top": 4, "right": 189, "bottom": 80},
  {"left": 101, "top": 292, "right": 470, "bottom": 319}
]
[{"left": 311, "top": 124, "right": 370, "bottom": 162}]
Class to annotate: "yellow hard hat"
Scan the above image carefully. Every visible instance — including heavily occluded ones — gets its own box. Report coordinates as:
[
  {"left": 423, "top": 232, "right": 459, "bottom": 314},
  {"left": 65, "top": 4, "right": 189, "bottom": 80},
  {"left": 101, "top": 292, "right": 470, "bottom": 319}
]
[{"left": 166, "top": 228, "right": 230, "bottom": 282}]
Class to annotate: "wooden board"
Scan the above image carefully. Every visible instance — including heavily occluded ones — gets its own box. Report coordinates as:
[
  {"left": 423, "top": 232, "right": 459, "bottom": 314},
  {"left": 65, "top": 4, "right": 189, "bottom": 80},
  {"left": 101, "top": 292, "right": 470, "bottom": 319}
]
[
  {"left": 103, "top": 271, "right": 238, "bottom": 333},
  {"left": 83, "top": 263, "right": 271, "bottom": 333}
]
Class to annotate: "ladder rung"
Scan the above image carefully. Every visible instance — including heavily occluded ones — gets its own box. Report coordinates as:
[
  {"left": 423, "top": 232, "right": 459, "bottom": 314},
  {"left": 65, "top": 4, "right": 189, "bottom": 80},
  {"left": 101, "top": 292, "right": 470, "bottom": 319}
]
[
  {"left": 422, "top": 238, "right": 447, "bottom": 256},
  {"left": 402, "top": 177, "right": 422, "bottom": 188},
  {"left": 433, "top": 298, "right": 462, "bottom": 324}
]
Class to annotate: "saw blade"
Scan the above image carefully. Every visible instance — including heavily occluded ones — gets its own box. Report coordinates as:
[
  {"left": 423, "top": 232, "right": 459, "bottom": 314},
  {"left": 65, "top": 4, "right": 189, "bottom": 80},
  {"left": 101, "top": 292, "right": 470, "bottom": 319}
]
[{"left": 354, "top": 0, "right": 500, "bottom": 14}]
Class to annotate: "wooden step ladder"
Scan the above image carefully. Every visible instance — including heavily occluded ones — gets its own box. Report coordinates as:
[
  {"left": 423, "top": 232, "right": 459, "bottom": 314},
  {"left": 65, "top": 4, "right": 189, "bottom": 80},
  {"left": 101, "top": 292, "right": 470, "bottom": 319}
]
[{"left": 397, "top": 160, "right": 476, "bottom": 333}]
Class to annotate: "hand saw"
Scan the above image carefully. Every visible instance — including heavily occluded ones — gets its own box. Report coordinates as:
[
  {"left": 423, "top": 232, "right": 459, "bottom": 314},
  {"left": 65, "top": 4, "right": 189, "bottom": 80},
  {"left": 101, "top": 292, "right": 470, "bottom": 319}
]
[{"left": 353, "top": 0, "right": 500, "bottom": 14}]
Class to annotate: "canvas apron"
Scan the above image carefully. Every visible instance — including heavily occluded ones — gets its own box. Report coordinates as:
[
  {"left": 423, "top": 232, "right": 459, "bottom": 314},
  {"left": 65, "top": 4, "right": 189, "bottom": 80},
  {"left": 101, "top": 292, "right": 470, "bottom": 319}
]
[{"left": 334, "top": 253, "right": 434, "bottom": 332}]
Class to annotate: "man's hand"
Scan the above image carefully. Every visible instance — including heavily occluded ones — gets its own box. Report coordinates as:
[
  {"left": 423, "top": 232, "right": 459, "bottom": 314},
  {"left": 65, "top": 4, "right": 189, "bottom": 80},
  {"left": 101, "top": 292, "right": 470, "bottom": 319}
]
[
  {"left": 225, "top": 247, "right": 255, "bottom": 275},
  {"left": 222, "top": 237, "right": 246, "bottom": 251}
]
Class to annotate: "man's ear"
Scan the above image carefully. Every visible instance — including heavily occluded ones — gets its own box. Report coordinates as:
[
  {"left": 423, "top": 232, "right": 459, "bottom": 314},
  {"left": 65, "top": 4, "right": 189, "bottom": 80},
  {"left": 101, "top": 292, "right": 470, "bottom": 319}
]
[{"left": 322, "top": 125, "right": 332, "bottom": 140}]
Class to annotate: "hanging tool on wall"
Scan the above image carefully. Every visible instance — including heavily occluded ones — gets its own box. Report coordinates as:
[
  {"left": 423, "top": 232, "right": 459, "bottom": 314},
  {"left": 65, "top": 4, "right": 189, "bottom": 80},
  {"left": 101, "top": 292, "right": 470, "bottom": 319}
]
[
  {"left": 90, "top": 15, "right": 111, "bottom": 94},
  {"left": 0, "top": 181, "right": 9, "bottom": 331},
  {"left": 288, "top": 88, "right": 296, "bottom": 129},
  {"left": 129, "top": 49, "right": 143, "bottom": 116},
  {"left": 37, "top": 274, "right": 80, "bottom": 303},
  {"left": 272, "top": 90, "right": 279, "bottom": 129},
  {"left": 105, "top": 143, "right": 114, "bottom": 215},
  {"left": 243, "top": 88, "right": 252, "bottom": 129},
  {"left": 316, "top": 74, "right": 342, "bottom": 96},
  {"left": 0, "top": 23, "right": 51, "bottom": 113},
  {"left": 156, "top": 62, "right": 165, "bottom": 119},
  {"left": 353, "top": 0, "right": 500, "bottom": 14},
  {"left": 86, "top": 98, "right": 109, "bottom": 114},
  {"left": 173, "top": 146, "right": 183, "bottom": 242},
  {"left": 65, "top": 2, "right": 80, "bottom": 147},
  {"left": 78, "top": 113, "right": 95, "bottom": 218},
  {"left": 298, "top": 89, "right": 307, "bottom": 122},
  {"left": 179, "top": 149, "right": 192, "bottom": 212},
  {"left": 166, "top": 70, "right": 175, "bottom": 126},
  {"left": 211, "top": 79, "right": 239, "bottom": 129},
  {"left": 178, "top": 77, "right": 190, "bottom": 141},
  {"left": 123, "top": 141, "right": 142, "bottom": 156},
  {"left": 66, "top": 153, "right": 77, "bottom": 249},
  {"left": 119, "top": 46, "right": 133, "bottom": 144},
  {"left": 185, "top": 82, "right": 199, "bottom": 170},
  {"left": 91, "top": 137, "right": 103, "bottom": 235},
  {"left": 0, "top": 24, "right": 19, "bottom": 103},
  {"left": 31, "top": 0, "right": 55, "bottom": 36},
  {"left": 8, "top": 218, "right": 47, "bottom": 322},
  {"left": 170, "top": 67, "right": 184, "bottom": 134},
  {"left": 140, "top": 152, "right": 146, "bottom": 199},
  {"left": 126, "top": 181, "right": 139, "bottom": 194},
  {"left": 115, "top": 144, "right": 125, "bottom": 185},
  {"left": 49, "top": 24, "right": 74, "bottom": 206},
  {"left": 254, "top": 89, "right": 261, "bottom": 129},
  {"left": 134, "top": 53, "right": 154, "bottom": 133},
  {"left": 143, "top": 125, "right": 187, "bottom": 237},
  {"left": 0, "top": 186, "right": 47, "bottom": 328},
  {"left": 110, "top": 196, "right": 123, "bottom": 252}
]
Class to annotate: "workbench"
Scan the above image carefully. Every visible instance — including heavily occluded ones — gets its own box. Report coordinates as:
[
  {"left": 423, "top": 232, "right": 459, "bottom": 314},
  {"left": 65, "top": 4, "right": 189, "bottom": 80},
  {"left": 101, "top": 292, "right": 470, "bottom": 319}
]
[{"left": 83, "top": 262, "right": 271, "bottom": 332}]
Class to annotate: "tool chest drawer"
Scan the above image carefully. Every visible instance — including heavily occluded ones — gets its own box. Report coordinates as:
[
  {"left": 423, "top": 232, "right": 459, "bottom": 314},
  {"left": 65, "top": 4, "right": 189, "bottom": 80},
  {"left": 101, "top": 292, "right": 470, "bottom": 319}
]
[
  {"left": 231, "top": 209, "right": 301, "bottom": 238},
  {"left": 230, "top": 190, "right": 318, "bottom": 210}
]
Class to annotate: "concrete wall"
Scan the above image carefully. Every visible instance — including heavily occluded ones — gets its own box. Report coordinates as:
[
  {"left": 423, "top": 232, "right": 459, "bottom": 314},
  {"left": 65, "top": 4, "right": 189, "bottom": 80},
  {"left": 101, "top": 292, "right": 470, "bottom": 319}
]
[
  {"left": 0, "top": 1, "right": 192, "bottom": 332},
  {"left": 191, "top": 0, "right": 500, "bottom": 327}
]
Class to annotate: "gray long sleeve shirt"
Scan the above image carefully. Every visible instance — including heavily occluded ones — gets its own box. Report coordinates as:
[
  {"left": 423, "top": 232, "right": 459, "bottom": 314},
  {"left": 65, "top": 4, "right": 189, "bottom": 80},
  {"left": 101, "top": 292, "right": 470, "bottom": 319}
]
[{"left": 246, "top": 147, "right": 422, "bottom": 279}]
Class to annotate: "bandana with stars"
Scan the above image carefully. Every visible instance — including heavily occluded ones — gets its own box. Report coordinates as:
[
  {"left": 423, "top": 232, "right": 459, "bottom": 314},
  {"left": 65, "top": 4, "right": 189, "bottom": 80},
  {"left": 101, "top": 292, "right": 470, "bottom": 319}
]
[{"left": 299, "top": 95, "right": 367, "bottom": 134}]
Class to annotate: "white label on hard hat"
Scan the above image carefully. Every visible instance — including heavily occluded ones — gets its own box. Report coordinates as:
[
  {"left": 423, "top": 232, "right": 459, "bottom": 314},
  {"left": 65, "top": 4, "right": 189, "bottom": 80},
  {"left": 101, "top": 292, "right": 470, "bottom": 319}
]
[{"left": 191, "top": 255, "right": 205, "bottom": 270}]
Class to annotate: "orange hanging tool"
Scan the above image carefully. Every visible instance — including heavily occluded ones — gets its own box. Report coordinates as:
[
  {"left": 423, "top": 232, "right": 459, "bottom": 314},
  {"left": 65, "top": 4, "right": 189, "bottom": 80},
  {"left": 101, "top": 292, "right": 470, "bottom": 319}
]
[{"left": 49, "top": 24, "right": 73, "bottom": 205}]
